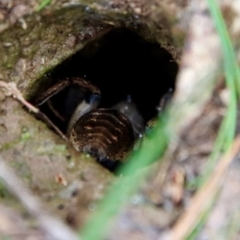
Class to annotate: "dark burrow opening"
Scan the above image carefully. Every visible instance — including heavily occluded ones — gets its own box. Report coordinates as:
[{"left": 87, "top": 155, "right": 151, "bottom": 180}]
[{"left": 33, "top": 28, "right": 178, "bottom": 170}]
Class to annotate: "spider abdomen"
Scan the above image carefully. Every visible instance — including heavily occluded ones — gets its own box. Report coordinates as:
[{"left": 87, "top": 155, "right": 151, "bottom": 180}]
[{"left": 69, "top": 108, "right": 134, "bottom": 168}]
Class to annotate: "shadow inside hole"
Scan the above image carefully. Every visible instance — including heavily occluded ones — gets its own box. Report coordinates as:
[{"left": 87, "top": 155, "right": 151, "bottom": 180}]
[{"left": 37, "top": 28, "right": 178, "bottom": 134}]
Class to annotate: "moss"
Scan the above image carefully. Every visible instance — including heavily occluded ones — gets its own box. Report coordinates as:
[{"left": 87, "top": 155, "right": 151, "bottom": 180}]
[
  {"left": 20, "top": 132, "right": 31, "bottom": 142},
  {"left": 36, "top": 142, "right": 68, "bottom": 156},
  {"left": 53, "top": 144, "right": 67, "bottom": 153},
  {"left": 0, "top": 180, "right": 12, "bottom": 199}
]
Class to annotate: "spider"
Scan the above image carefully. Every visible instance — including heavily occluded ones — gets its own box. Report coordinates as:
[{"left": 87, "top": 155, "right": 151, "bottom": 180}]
[{"left": 34, "top": 77, "right": 145, "bottom": 171}]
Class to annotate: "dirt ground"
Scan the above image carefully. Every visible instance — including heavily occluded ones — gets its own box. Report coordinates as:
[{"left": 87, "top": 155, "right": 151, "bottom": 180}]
[{"left": 0, "top": 0, "right": 240, "bottom": 240}]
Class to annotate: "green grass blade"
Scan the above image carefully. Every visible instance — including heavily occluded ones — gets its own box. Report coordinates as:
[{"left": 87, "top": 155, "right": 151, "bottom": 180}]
[
  {"left": 37, "top": 0, "right": 52, "bottom": 11},
  {"left": 189, "top": 0, "right": 239, "bottom": 189},
  {"left": 184, "top": 0, "right": 240, "bottom": 238},
  {"left": 207, "top": 0, "right": 240, "bottom": 94}
]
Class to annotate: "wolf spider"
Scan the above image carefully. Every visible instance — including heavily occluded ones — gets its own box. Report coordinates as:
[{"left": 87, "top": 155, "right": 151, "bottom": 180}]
[{"left": 34, "top": 77, "right": 144, "bottom": 171}]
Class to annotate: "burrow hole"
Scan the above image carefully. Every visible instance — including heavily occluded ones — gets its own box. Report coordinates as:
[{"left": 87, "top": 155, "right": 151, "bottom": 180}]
[{"left": 35, "top": 28, "right": 178, "bottom": 136}]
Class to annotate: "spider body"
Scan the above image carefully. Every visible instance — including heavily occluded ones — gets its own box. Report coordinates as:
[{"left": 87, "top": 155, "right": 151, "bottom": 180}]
[{"left": 69, "top": 108, "right": 134, "bottom": 170}]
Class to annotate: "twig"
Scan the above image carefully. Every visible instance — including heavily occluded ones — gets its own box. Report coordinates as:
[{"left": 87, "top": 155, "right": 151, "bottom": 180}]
[
  {"left": 38, "top": 111, "right": 68, "bottom": 141},
  {"left": 0, "top": 159, "right": 78, "bottom": 240},
  {"left": 47, "top": 99, "right": 66, "bottom": 122},
  {"left": 0, "top": 81, "right": 39, "bottom": 113},
  {"left": 0, "top": 81, "right": 68, "bottom": 141},
  {"left": 167, "top": 135, "right": 240, "bottom": 240}
]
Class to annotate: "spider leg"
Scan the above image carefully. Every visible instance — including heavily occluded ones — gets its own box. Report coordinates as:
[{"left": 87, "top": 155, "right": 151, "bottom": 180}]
[
  {"left": 112, "top": 97, "right": 144, "bottom": 140},
  {"left": 71, "top": 77, "right": 100, "bottom": 95},
  {"left": 157, "top": 88, "right": 173, "bottom": 112},
  {"left": 34, "top": 80, "right": 70, "bottom": 106},
  {"left": 67, "top": 91, "right": 101, "bottom": 135}
]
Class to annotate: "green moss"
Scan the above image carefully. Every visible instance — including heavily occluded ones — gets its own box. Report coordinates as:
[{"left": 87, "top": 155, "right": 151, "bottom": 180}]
[
  {"left": 20, "top": 132, "right": 31, "bottom": 142},
  {"left": 1, "top": 127, "right": 32, "bottom": 151},
  {"left": 0, "top": 180, "right": 12, "bottom": 199},
  {"left": 53, "top": 144, "right": 67, "bottom": 154},
  {"left": 36, "top": 142, "right": 68, "bottom": 156},
  {"left": 1, "top": 142, "right": 15, "bottom": 151}
]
